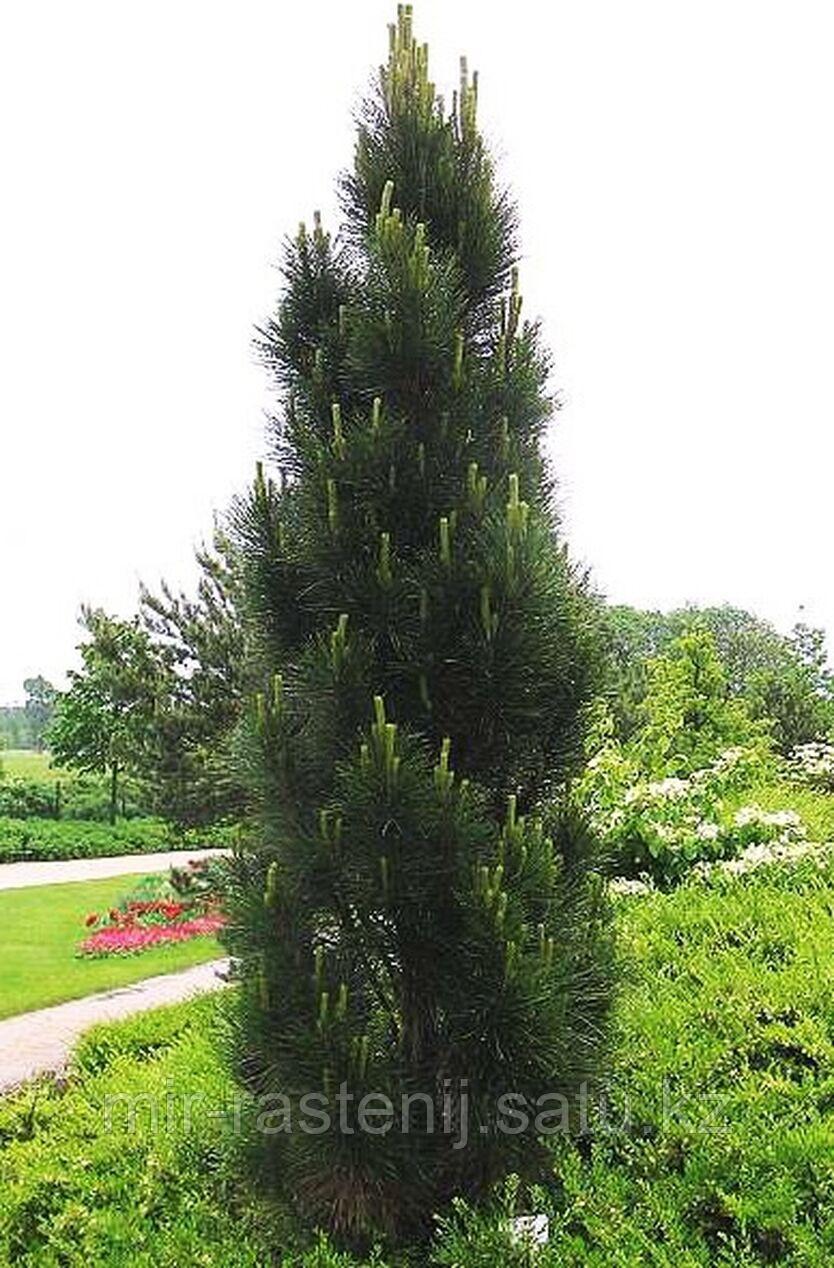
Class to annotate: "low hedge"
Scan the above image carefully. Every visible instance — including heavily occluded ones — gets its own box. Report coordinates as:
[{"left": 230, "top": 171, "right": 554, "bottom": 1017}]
[
  {"left": 0, "top": 817, "right": 239, "bottom": 864},
  {"left": 0, "top": 776, "right": 148, "bottom": 822},
  {"left": 0, "top": 997, "right": 291, "bottom": 1267}
]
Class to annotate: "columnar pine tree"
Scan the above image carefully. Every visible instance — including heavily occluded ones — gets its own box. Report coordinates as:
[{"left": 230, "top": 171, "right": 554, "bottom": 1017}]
[{"left": 226, "top": 6, "right": 612, "bottom": 1242}]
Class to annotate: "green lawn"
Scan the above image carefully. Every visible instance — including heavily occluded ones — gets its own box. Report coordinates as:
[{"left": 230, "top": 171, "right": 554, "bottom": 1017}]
[
  {"left": 0, "top": 875, "right": 222, "bottom": 1020},
  {"left": 1, "top": 749, "right": 55, "bottom": 781}
]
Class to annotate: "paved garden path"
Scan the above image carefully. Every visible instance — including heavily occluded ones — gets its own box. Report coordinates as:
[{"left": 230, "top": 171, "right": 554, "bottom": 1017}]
[
  {"left": 0, "top": 958, "right": 230, "bottom": 1092},
  {"left": 0, "top": 847, "right": 227, "bottom": 891}
]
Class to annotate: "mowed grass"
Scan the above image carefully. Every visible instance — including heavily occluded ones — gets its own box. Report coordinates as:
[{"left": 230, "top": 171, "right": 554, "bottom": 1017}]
[
  {"left": 1, "top": 750, "right": 56, "bottom": 782},
  {"left": 0, "top": 875, "right": 222, "bottom": 1020}
]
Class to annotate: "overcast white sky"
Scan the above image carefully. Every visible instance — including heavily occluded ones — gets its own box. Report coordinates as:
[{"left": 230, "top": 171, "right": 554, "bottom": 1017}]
[{"left": 2, "top": 1, "right": 833, "bottom": 702}]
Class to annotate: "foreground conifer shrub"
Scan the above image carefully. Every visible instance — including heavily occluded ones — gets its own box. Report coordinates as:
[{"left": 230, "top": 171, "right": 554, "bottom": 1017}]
[{"left": 224, "top": 6, "right": 613, "bottom": 1241}]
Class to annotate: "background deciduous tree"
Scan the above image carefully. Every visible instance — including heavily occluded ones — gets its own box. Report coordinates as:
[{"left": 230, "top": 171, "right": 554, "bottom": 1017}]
[
  {"left": 49, "top": 608, "right": 166, "bottom": 823},
  {"left": 603, "top": 604, "right": 833, "bottom": 754},
  {"left": 22, "top": 676, "right": 57, "bottom": 751}
]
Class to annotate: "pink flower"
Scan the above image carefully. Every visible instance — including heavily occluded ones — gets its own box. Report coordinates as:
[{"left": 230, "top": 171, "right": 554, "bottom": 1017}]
[{"left": 78, "top": 914, "right": 225, "bottom": 957}]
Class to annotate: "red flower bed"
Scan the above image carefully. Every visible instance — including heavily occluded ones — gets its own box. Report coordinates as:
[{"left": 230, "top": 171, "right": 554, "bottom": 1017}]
[{"left": 79, "top": 892, "right": 225, "bottom": 958}]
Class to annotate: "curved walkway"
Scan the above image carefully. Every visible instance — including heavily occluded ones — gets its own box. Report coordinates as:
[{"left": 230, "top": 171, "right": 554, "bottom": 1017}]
[
  {"left": 0, "top": 847, "right": 226, "bottom": 891},
  {"left": 0, "top": 958, "right": 230, "bottom": 1092}
]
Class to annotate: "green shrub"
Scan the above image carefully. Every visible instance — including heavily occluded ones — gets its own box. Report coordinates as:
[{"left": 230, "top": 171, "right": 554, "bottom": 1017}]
[
  {"left": 0, "top": 817, "right": 240, "bottom": 863},
  {"left": 722, "top": 781, "right": 834, "bottom": 846},
  {"left": 0, "top": 774, "right": 148, "bottom": 821},
  {"left": 0, "top": 780, "right": 57, "bottom": 819},
  {"left": 0, "top": 996, "right": 397, "bottom": 1267},
  {"left": 579, "top": 743, "right": 780, "bottom": 886},
  {"left": 430, "top": 1179, "right": 542, "bottom": 1267},
  {"left": 0, "top": 998, "right": 288, "bottom": 1267},
  {"left": 71, "top": 993, "right": 223, "bottom": 1076},
  {"left": 436, "top": 856, "right": 834, "bottom": 1264},
  {"left": 544, "top": 861, "right": 834, "bottom": 1265},
  {"left": 633, "top": 629, "right": 767, "bottom": 778}
]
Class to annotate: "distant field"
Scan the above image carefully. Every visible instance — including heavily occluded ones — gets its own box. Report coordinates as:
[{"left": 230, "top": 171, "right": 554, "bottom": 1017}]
[{"left": 1, "top": 749, "right": 56, "bottom": 781}]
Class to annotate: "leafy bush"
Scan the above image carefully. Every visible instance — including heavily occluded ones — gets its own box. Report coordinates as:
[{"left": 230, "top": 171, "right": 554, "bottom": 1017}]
[
  {"left": 579, "top": 743, "right": 781, "bottom": 886},
  {"left": 0, "top": 774, "right": 149, "bottom": 821},
  {"left": 0, "top": 997, "right": 292, "bottom": 1267},
  {"left": 723, "top": 779, "right": 834, "bottom": 846},
  {"left": 575, "top": 620, "right": 797, "bottom": 888},
  {"left": 70, "top": 993, "right": 219, "bottom": 1075},
  {"left": 0, "top": 780, "right": 57, "bottom": 819},
  {"left": 431, "top": 1178, "right": 546, "bottom": 1267},
  {"left": 631, "top": 629, "right": 767, "bottom": 778},
  {"left": 0, "top": 996, "right": 395, "bottom": 1267},
  {"left": 580, "top": 625, "right": 834, "bottom": 888},
  {"left": 0, "top": 817, "right": 239, "bottom": 863},
  {"left": 542, "top": 859, "right": 834, "bottom": 1266}
]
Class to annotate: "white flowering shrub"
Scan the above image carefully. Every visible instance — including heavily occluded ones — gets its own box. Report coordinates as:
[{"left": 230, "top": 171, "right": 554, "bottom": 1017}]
[
  {"left": 694, "top": 828, "right": 832, "bottom": 880},
  {"left": 788, "top": 741, "right": 834, "bottom": 792},
  {"left": 580, "top": 744, "right": 784, "bottom": 887},
  {"left": 727, "top": 804, "right": 804, "bottom": 844},
  {"left": 608, "top": 875, "right": 655, "bottom": 897}
]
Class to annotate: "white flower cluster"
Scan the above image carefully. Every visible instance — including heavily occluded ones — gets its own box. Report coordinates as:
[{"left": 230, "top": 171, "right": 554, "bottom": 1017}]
[
  {"left": 733, "top": 806, "right": 804, "bottom": 836},
  {"left": 789, "top": 741, "right": 834, "bottom": 790},
  {"left": 695, "top": 836, "right": 833, "bottom": 879},
  {"left": 643, "top": 777, "right": 690, "bottom": 801},
  {"left": 709, "top": 746, "right": 748, "bottom": 770},
  {"left": 621, "top": 774, "right": 698, "bottom": 810},
  {"left": 622, "top": 749, "right": 752, "bottom": 809},
  {"left": 586, "top": 741, "right": 827, "bottom": 891},
  {"left": 696, "top": 821, "right": 720, "bottom": 841},
  {"left": 608, "top": 875, "right": 654, "bottom": 897}
]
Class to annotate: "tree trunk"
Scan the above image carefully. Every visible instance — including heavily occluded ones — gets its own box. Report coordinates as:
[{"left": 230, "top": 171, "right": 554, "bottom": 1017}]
[{"left": 109, "top": 763, "right": 119, "bottom": 825}]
